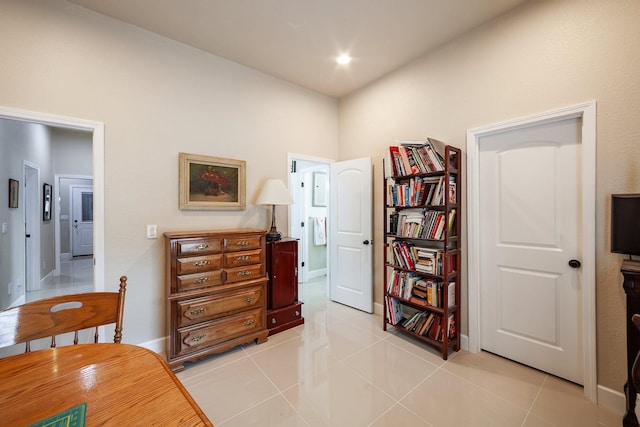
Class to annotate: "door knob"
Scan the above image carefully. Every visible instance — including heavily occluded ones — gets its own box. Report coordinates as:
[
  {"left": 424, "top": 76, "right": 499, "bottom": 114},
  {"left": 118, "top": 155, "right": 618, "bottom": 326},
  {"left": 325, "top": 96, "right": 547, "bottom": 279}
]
[
  {"left": 363, "top": 240, "right": 370, "bottom": 245},
  {"left": 568, "top": 259, "right": 581, "bottom": 269}
]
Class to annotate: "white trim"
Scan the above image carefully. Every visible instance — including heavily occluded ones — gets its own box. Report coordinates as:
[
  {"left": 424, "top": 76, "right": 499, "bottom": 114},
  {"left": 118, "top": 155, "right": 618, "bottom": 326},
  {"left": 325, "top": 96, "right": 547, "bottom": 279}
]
[
  {"left": 597, "top": 385, "right": 626, "bottom": 416},
  {"left": 23, "top": 161, "right": 40, "bottom": 292},
  {"left": 466, "top": 101, "right": 597, "bottom": 401},
  {"left": 0, "top": 105, "right": 105, "bottom": 293}
]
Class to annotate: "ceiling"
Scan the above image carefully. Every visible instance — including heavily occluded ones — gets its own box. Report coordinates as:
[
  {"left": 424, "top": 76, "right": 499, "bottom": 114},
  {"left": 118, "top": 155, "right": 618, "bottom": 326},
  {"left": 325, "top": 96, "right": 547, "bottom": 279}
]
[{"left": 68, "top": 0, "right": 528, "bottom": 98}]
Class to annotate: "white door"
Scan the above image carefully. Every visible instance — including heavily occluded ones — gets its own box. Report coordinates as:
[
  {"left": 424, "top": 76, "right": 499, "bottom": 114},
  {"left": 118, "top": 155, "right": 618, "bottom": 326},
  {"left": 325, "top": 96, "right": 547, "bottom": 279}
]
[
  {"left": 479, "top": 117, "right": 583, "bottom": 384},
  {"left": 329, "top": 157, "right": 373, "bottom": 313},
  {"left": 24, "top": 163, "right": 40, "bottom": 291},
  {"left": 71, "top": 186, "right": 93, "bottom": 257}
]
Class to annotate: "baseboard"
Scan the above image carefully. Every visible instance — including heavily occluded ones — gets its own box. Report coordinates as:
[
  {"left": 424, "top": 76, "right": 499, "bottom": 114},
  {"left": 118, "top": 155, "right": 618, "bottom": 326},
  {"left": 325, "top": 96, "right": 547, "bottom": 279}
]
[
  {"left": 597, "top": 384, "right": 629, "bottom": 416},
  {"left": 307, "top": 269, "right": 327, "bottom": 279},
  {"left": 136, "top": 337, "right": 166, "bottom": 357},
  {"left": 61, "top": 252, "right": 71, "bottom": 262}
]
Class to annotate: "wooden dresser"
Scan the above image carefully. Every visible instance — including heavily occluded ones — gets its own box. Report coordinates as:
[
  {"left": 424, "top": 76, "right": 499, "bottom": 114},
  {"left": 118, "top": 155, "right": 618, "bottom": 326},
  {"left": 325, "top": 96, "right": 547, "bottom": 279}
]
[{"left": 164, "top": 229, "right": 268, "bottom": 371}]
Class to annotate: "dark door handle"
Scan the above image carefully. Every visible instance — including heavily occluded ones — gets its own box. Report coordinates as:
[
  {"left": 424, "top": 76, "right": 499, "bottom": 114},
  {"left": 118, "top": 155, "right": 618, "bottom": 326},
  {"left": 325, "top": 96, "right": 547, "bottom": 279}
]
[
  {"left": 568, "top": 259, "right": 581, "bottom": 269},
  {"left": 363, "top": 240, "right": 370, "bottom": 245},
  {"left": 25, "top": 234, "right": 31, "bottom": 238}
]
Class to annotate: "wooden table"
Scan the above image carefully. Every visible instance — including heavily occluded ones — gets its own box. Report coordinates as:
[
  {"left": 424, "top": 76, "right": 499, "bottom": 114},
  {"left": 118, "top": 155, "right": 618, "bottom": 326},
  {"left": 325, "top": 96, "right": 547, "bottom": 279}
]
[{"left": 0, "top": 343, "right": 213, "bottom": 426}]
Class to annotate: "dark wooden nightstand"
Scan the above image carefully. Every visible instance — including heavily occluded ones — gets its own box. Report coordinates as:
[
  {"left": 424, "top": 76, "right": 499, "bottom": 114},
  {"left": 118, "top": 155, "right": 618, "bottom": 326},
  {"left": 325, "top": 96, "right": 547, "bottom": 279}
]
[{"left": 266, "top": 238, "right": 304, "bottom": 335}]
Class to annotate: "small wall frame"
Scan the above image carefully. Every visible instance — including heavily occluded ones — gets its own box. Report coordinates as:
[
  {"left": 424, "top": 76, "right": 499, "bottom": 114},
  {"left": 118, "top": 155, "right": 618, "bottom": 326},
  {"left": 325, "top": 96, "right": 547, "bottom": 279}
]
[
  {"left": 179, "top": 153, "right": 246, "bottom": 210},
  {"left": 43, "top": 183, "right": 52, "bottom": 221},
  {"left": 8, "top": 179, "right": 18, "bottom": 208}
]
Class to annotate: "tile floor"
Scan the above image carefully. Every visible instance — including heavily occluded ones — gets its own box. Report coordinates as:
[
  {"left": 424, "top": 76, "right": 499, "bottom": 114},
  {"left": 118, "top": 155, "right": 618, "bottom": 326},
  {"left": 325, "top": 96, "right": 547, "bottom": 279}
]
[
  {"left": 176, "top": 276, "right": 621, "bottom": 427},
  {"left": 25, "top": 256, "right": 93, "bottom": 302}
]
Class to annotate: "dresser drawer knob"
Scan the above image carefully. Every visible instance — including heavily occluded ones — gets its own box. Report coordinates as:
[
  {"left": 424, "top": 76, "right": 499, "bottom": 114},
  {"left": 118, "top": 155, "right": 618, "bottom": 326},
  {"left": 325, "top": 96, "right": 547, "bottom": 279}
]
[
  {"left": 236, "top": 241, "right": 249, "bottom": 246},
  {"left": 244, "top": 297, "right": 256, "bottom": 303},
  {"left": 295, "top": 311, "right": 300, "bottom": 316},
  {"left": 190, "top": 334, "right": 205, "bottom": 343},
  {"left": 236, "top": 255, "right": 250, "bottom": 261},
  {"left": 243, "top": 320, "right": 256, "bottom": 327},
  {"left": 237, "top": 270, "right": 251, "bottom": 276},
  {"left": 193, "top": 277, "right": 210, "bottom": 285},
  {"left": 194, "top": 261, "right": 210, "bottom": 267},
  {"left": 195, "top": 244, "right": 209, "bottom": 251},
  {"left": 271, "top": 318, "right": 277, "bottom": 324},
  {"left": 189, "top": 307, "right": 206, "bottom": 316}
]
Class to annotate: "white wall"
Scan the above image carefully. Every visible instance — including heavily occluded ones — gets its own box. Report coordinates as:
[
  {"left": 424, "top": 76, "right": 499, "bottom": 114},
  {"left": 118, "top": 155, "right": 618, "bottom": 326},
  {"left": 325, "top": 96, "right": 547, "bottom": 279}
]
[
  {"left": 0, "top": 0, "right": 338, "bottom": 345},
  {"left": 338, "top": 0, "right": 640, "bottom": 393}
]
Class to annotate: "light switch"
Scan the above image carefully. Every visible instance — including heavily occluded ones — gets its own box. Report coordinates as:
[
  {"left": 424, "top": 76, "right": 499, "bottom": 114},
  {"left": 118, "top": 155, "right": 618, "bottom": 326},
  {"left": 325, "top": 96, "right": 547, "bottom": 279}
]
[
  {"left": 146, "top": 224, "right": 158, "bottom": 239},
  {"left": 1, "top": 223, "right": 7, "bottom": 234}
]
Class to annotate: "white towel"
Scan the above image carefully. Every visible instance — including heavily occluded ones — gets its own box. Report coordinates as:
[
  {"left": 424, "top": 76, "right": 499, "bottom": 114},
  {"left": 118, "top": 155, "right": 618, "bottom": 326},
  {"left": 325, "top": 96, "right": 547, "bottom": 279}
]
[{"left": 314, "top": 216, "right": 326, "bottom": 245}]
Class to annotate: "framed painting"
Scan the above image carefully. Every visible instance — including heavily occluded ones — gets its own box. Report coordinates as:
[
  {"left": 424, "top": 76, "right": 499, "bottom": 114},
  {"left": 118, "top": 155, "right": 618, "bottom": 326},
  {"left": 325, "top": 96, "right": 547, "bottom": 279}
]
[
  {"left": 43, "top": 183, "right": 52, "bottom": 221},
  {"left": 179, "top": 153, "right": 246, "bottom": 210},
  {"left": 8, "top": 179, "right": 18, "bottom": 208}
]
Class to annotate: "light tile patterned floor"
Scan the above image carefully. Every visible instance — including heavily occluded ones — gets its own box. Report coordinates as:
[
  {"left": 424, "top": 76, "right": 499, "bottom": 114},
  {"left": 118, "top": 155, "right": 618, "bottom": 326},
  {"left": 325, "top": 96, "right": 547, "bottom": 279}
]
[{"left": 177, "top": 276, "right": 621, "bottom": 427}]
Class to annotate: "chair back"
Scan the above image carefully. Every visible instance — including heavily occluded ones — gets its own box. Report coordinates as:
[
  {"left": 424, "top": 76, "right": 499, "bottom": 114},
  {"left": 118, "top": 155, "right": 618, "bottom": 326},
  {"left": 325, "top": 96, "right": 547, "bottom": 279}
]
[{"left": 0, "top": 276, "right": 127, "bottom": 351}]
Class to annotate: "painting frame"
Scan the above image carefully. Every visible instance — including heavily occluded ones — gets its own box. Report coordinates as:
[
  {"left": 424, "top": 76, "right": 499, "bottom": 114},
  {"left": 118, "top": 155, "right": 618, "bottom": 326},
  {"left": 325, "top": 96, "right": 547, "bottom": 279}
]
[
  {"left": 43, "top": 183, "right": 52, "bottom": 221},
  {"left": 179, "top": 152, "right": 246, "bottom": 210},
  {"left": 8, "top": 179, "right": 19, "bottom": 209}
]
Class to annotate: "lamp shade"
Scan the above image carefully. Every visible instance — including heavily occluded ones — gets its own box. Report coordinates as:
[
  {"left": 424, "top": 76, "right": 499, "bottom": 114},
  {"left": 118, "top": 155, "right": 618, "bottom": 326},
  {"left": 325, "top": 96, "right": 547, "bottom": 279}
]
[{"left": 256, "top": 179, "right": 294, "bottom": 206}]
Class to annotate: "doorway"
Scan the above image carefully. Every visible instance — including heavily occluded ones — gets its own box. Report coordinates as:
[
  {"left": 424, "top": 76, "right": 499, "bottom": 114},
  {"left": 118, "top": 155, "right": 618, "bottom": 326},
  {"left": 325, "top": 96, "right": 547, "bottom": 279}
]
[
  {"left": 0, "top": 105, "right": 106, "bottom": 301},
  {"left": 467, "top": 102, "right": 597, "bottom": 400},
  {"left": 23, "top": 162, "right": 40, "bottom": 292},
  {"left": 288, "top": 154, "right": 331, "bottom": 285},
  {"left": 70, "top": 185, "right": 94, "bottom": 257}
]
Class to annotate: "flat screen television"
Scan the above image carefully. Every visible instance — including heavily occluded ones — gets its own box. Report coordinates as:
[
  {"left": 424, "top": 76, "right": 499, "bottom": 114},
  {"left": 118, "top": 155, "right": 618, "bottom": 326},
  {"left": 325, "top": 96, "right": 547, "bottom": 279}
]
[{"left": 611, "top": 194, "right": 640, "bottom": 256}]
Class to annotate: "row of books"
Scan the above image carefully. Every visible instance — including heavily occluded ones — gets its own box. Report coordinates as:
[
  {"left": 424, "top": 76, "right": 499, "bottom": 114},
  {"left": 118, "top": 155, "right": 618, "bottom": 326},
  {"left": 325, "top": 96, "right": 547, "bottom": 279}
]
[
  {"left": 387, "top": 176, "right": 456, "bottom": 207},
  {"left": 387, "top": 242, "right": 454, "bottom": 275},
  {"left": 385, "top": 139, "right": 446, "bottom": 177},
  {"left": 401, "top": 311, "right": 455, "bottom": 342},
  {"left": 389, "top": 209, "right": 456, "bottom": 240},
  {"left": 386, "top": 268, "right": 455, "bottom": 306}
]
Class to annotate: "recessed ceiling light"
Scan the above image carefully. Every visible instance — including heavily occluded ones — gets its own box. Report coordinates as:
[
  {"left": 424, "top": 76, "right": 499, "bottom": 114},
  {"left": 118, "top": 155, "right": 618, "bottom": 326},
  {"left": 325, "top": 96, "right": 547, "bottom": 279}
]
[{"left": 336, "top": 54, "right": 351, "bottom": 65}]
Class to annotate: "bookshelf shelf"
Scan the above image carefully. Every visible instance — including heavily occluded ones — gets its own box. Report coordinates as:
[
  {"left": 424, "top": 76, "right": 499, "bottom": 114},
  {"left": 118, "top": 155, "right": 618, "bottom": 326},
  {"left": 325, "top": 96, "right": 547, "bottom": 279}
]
[{"left": 383, "top": 140, "right": 461, "bottom": 360}]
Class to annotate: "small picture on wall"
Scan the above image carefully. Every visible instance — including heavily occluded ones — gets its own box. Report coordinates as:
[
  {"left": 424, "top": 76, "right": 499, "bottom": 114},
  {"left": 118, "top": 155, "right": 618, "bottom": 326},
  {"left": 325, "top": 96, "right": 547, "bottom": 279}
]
[
  {"left": 178, "top": 152, "right": 246, "bottom": 210},
  {"left": 43, "top": 183, "right": 52, "bottom": 221},
  {"left": 8, "top": 179, "right": 18, "bottom": 208}
]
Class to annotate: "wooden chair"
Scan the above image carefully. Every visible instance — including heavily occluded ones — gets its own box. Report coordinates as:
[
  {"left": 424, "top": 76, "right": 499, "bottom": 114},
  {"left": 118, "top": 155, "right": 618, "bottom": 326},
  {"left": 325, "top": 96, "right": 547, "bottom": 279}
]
[{"left": 0, "top": 276, "right": 127, "bottom": 352}]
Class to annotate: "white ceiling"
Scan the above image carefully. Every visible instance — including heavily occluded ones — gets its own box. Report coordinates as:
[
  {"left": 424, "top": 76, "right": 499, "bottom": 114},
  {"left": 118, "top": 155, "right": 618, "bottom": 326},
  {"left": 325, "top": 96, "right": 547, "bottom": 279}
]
[{"left": 68, "top": 0, "right": 528, "bottom": 98}]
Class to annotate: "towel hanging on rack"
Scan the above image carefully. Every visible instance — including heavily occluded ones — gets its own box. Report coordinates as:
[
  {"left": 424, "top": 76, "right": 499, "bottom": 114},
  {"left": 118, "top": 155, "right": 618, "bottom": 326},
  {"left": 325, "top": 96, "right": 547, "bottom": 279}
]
[{"left": 314, "top": 216, "right": 327, "bottom": 245}]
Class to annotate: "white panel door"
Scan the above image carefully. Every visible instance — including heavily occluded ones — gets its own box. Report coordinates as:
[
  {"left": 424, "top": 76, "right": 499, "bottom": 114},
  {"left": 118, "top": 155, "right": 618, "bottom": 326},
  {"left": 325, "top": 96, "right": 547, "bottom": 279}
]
[
  {"left": 479, "top": 117, "right": 583, "bottom": 384},
  {"left": 329, "top": 157, "right": 373, "bottom": 313},
  {"left": 71, "top": 186, "right": 94, "bottom": 257}
]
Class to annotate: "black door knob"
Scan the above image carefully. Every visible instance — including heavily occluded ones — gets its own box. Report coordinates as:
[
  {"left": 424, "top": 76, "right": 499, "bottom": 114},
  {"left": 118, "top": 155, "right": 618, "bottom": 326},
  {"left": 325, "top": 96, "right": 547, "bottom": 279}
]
[
  {"left": 363, "top": 240, "right": 370, "bottom": 245},
  {"left": 568, "top": 259, "right": 581, "bottom": 269}
]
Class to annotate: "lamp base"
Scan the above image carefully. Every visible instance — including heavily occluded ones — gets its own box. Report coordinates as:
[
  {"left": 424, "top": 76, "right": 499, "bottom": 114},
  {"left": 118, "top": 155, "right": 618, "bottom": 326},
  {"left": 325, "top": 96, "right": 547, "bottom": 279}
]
[{"left": 265, "top": 228, "right": 282, "bottom": 242}]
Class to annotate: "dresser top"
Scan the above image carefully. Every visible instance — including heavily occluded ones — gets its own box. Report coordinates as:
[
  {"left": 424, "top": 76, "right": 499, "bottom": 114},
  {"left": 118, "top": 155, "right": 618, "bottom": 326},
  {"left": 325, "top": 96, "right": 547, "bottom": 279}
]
[{"left": 164, "top": 229, "right": 265, "bottom": 239}]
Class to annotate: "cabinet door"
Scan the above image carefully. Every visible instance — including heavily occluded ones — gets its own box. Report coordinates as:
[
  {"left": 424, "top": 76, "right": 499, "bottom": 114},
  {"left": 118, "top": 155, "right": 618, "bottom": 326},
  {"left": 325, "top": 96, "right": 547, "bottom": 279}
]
[{"left": 269, "top": 240, "right": 298, "bottom": 310}]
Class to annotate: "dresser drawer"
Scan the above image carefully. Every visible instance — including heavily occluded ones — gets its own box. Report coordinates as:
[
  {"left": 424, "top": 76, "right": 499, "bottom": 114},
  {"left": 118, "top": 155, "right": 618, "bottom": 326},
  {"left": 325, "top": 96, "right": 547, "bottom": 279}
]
[
  {"left": 177, "top": 238, "right": 223, "bottom": 256},
  {"left": 176, "top": 254, "right": 223, "bottom": 275},
  {"left": 267, "top": 303, "right": 303, "bottom": 328},
  {"left": 177, "top": 308, "right": 264, "bottom": 355},
  {"left": 176, "top": 270, "right": 224, "bottom": 292},
  {"left": 225, "top": 264, "right": 263, "bottom": 284},
  {"left": 225, "top": 235, "right": 262, "bottom": 252},
  {"left": 224, "top": 249, "right": 262, "bottom": 268},
  {"left": 177, "top": 286, "right": 264, "bottom": 328}
]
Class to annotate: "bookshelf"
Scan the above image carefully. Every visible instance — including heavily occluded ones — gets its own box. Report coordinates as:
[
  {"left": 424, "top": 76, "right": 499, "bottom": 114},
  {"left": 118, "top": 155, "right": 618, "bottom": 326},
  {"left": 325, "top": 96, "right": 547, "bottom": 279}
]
[{"left": 383, "top": 139, "right": 461, "bottom": 359}]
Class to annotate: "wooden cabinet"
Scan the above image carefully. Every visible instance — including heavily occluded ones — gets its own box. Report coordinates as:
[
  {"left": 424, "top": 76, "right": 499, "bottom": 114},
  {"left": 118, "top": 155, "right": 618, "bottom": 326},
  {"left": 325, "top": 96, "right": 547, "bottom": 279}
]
[
  {"left": 164, "top": 229, "right": 268, "bottom": 371},
  {"left": 266, "top": 239, "right": 304, "bottom": 335},
  {"left": 383, "top": 141, "right": 461, "bottom": 360}
]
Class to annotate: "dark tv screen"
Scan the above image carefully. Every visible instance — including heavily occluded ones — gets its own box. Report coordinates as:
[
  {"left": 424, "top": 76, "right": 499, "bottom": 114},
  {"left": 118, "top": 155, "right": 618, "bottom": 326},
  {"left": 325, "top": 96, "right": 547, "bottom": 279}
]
[{"left": 611, "top": 194, "right": 640, "bottom": 255}]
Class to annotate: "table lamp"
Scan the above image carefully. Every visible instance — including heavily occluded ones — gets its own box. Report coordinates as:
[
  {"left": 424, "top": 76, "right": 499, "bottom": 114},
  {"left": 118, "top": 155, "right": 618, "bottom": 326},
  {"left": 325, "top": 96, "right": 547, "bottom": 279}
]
[{"left": 256, "top": 179, "right": 294, "bottom": 242}]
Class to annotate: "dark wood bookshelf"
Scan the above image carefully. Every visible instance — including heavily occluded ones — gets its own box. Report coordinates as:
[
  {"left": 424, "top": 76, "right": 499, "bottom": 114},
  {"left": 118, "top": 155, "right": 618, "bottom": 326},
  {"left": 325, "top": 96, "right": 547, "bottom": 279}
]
[{"left": 383, "top": 142, "right": 461, "bottom": 360}]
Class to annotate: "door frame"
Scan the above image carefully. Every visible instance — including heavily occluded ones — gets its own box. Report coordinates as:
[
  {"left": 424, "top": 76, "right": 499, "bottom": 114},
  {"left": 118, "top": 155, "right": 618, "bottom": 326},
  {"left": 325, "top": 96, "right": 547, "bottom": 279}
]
[
  {"left": 288, "top": 153, "right": 333, "bottom": 287},
  {"left": 0, "top": 105, "right": 105, "bottom": 292},
  {"left": 70, "top": 184, "right": 94, "bottom": 257},
  {"left": 466, "top": 101, "right": 597, "bottom": 401},
  {"left": 54, "top": 175, "right": 93, "bottom": 272}
]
